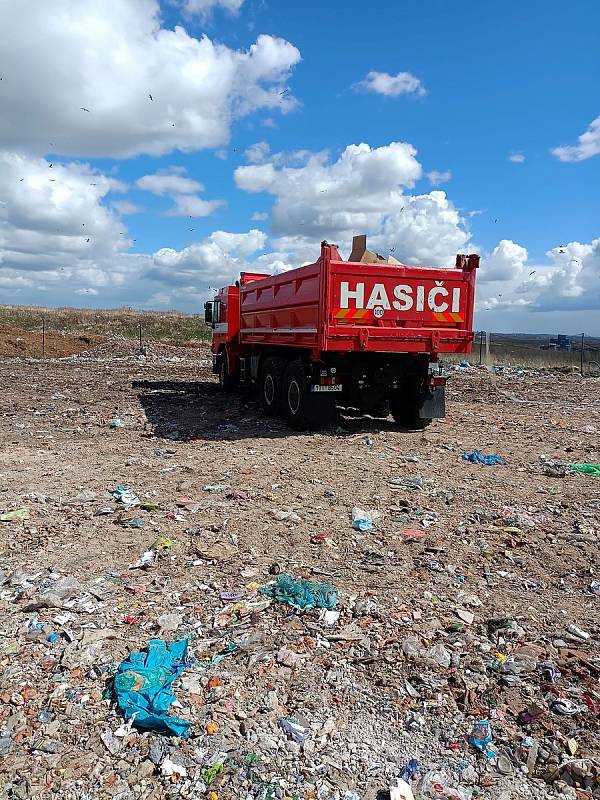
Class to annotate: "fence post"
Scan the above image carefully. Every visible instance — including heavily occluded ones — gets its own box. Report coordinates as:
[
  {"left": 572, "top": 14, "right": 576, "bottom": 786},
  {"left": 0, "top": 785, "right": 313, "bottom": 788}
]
[
  {"left": 139, "top": 321, "right": 143, "bottom": 351},
  {"left": 580, "top": 333, "right": 585, "bottom": 377},
  {"left": 478, "top": 331, "right": 484, "bottom": 365},
  {"left": 42, "top": 316, "right": 45, "bottom": 359},
  {"left": 485, "top": 331, "right": 490, "bottom": 365}
]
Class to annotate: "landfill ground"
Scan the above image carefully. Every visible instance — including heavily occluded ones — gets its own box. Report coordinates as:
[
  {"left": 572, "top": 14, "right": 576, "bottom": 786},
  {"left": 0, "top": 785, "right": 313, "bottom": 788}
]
[{"left": 0, "top": 339, "right": 599, "bottom": 800}]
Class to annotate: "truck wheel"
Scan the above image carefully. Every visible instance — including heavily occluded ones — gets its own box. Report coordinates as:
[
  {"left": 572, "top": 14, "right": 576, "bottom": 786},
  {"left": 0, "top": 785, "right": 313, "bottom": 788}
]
[
  {"left": 283, "top": 360, "right": 336, "bottom": 431},
  {"left": 218, "top": 351, "right": 237, "bottom": 393},
  {"left": 260, "top": 357, "right": 285, "bottom": 417},
  {"left": 390, "top": 394, "right": 431, "bottom": 430},
  {"left": 283, "top": 359, "right": 309, "bottom": 430}
]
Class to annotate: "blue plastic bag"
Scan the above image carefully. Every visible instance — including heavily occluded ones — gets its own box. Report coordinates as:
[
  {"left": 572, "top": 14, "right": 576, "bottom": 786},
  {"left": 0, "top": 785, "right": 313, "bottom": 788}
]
[
  {"left": 113, "top": 639, "right": 191, "bottom": 737},
  {"left": 463, "top": 450, "right": 506, "bottom": 466},
  {"left": 261, "top": 574, "right": 337, "bottom": 609},
  {"left": 468, "top": 719, "right": 495, "bottom": 759}
]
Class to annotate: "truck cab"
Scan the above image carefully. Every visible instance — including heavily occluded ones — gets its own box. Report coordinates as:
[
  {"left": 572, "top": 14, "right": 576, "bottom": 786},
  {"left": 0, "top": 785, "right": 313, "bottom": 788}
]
[{"left": 204, "top": 272, "right": 269, "bottom": 389}]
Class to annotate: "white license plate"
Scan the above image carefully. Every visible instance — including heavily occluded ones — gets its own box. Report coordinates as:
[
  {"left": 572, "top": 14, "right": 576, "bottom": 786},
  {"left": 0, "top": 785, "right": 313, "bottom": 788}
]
[{"left": 311, "top": 384, "right": 343, "bottom": 392}]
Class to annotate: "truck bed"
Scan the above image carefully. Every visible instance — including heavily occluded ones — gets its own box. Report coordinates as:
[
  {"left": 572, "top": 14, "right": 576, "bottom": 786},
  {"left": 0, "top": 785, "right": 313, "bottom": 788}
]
[{"left": 239, "top": 243, "right": 478, "bottom": 355}]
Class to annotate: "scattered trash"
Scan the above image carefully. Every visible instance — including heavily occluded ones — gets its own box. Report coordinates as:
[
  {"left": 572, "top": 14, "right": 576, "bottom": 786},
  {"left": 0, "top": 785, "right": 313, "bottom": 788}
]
[
  {"left": 0, "top": 507, "right": 30, "bottom": 522},
  {"left": 279, "top": 717, "right": 310, "bottom": 743},
  {"left": 202, "top": 762, "right": 224, "bottom": 785},
  {"left": 113, "top": 639, "right": 191, "bottom": 737},
  {"left": 120, "top": 516, "right": 145, "bottom": 528},
  {"left": 1, "top": 347, "right": 597, "bottom": 800},
  {"left": 112, "top": 485, "right": 140, "bottom": 506},
  {"left": 109, "top": 417, "right": 124, "bottom": 428},
  {"left": 270, "top": 508, "right": 301, "bottom": 523},
  {"left": 462, "top": 450, "right": 506, "bottom": 465},
  {"left": 351, "top": 506, "right": 377, "bottom": 531},
  {"left": 261, "top": 574, "right": 338, "bottom": 609},
  {"left": 467, "top": 719, "right": 495, "bottom": 759},
  {"left": 570, "top": 463, "right": 600, "bottom": 477},
  {"left": 389, "top": 777, "right": 415, "bottom": 800},
  {"left": 160, "top": 758, "right": 188, "bottom": 778},
  {"left": 400, "top": 528, "right": 427, "bottom": 540}
]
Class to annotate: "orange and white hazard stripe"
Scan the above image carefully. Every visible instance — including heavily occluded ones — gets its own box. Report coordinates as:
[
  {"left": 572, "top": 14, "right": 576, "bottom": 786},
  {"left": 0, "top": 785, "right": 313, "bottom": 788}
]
[
  {"left": 433, "top": 311, "right": 464, "bottom": 324},
  {"left": 334, "top": 308, "right": 369, "bottom": 320}
]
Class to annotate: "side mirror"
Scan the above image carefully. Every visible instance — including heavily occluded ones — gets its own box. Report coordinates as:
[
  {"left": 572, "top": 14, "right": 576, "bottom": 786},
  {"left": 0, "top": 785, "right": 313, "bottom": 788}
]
[{"left": 204, "top": 301, "right": 213, "bottom": 324}]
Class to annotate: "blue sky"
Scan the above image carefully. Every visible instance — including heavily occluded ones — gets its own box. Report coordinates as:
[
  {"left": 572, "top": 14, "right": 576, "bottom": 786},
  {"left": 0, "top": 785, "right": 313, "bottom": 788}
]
[{"left": 1, "top": 0, "right": 599, "bottom": 333}]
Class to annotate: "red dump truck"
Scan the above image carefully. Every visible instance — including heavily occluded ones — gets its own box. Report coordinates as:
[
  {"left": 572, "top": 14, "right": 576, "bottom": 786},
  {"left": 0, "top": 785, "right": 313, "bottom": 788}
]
[{"left": 205, "top": 236, "right": 478, "bottom": 430}]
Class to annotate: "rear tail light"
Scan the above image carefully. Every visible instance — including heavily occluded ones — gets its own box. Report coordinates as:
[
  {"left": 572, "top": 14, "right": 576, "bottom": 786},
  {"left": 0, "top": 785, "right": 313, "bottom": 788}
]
[{"left": 429, "top": 375, "right": 447, "bottom": 387}]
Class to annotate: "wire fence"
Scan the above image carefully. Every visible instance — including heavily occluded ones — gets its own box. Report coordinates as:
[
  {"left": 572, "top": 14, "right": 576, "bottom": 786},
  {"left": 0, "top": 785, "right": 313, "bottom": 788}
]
[{"left": 447, "top": 331, "right": 600, "bottom": 375}]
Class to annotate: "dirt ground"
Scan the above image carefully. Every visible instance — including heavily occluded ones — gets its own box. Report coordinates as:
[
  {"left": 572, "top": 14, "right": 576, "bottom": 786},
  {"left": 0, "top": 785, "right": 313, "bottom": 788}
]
[
  {"left": 0, "top": 326, "right": 107, "bottom": 358},
  {"left": 0, "top": 341, "right": 599, "bottom": 800}
]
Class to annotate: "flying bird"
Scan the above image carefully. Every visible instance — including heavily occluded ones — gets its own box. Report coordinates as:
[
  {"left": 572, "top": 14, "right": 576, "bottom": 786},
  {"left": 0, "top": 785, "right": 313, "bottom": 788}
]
[
  {"left": 90, "top": 182, "right": 97, "bottom": 186},
  {"left": 529, "top": 270, "right": 536, "bottom": 276},
  {"left": 49, "top": 163, "right": 53, "bottom": 168},
  {"left": 494, "top": 218, "right": 498, "bottom": 223},
  {"left": 149, "top": 93, "right": 153, "bottom": 101},
  {"left": 80, "top": 107, "right": 90, "bottom": 112},
  {"left": 279, "top": 88, "right": 288, "bottom": 96},
  {"left": 86, "top": 238, "right": 90, "bottom": 243},
  {"left": 19, "top": 178, "right": 24, "bottom": 181}
]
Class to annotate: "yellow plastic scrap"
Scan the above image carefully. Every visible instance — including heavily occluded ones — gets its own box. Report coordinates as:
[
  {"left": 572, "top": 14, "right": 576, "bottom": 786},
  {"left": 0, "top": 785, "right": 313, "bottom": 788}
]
[
  {"left": 152, "top": 537, "right": 174, "bottom": 550},
  {"left": 0, "top": 508, "right": 30, "bottom": 522}
]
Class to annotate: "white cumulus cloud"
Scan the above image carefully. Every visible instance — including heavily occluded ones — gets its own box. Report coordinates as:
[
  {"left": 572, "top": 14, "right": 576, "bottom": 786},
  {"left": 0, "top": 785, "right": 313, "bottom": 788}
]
[
  {"left": 508, "top": 153, "right": 526, "bottom": 163},
  {"left": 353, "top": 71, "right": 426, "bottom": 97},
  {"left": 180, "top": 0, "right": 244, "bottom": 15},
  {"left": 136, "top": 167, "right": 204, "bottom": 196},
  {"left": 234, "top": 142, "right": 470, "bottom": 266},
  {"left": 427, "top": 170, "right": 452, "bottom": 186},
  {"left": 0, "top": 0, "right": 301, "bottom": 158},
  {"left": 112, "top": 200, "right": 145, "bottom": 216},
  {"left": 551, "top": 116, "right": 600, "bottom": 162},
  {"left": 479, "top": 240, "right": 528, "bottom": 283},
  {"left": 136, "top": 167, "right": 224, "bottom": 217},
  {"left": 0, "top": 150, "right": 150, "bottom": 300},
  {"left": 148, "top": 229, "right": 266, "bottom": 287}
]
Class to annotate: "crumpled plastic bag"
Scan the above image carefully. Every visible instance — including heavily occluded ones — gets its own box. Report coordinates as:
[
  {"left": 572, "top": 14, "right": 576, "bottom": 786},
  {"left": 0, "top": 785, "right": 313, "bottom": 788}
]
[
  {"left": 279, "top": 717, "right": 310, "bottom": 742},
  {"left": 352, "top": 506, "right": 378, "bottom": 531},
  {"left": 261, "top": 574, "right": 337, "bottom": 609},
  {"left": 113, "top": 639, "right": 191, "bottom": 737},
  {"left": 462, "top": 450, "right": 506, "bottom": 466},
  {"left": 112, "top": 485, "right": 140, "bottom": 506},
  {"left": 570, "top": 463, "right": 600, "bottom": 477}
]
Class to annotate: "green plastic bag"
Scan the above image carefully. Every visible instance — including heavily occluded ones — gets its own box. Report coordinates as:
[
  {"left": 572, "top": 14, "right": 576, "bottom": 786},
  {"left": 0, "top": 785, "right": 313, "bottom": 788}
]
[{"left": 570, "top": 463, "right": 600, "bottom": 477}]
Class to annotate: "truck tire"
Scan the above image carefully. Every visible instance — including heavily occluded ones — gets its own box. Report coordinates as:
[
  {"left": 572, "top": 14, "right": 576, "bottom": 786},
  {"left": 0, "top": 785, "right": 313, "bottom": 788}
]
[
  {"left": 260, "top": 357, "right": 285, "bottom": 417},
  {"left": 283, "top": 360, "right": 336, "bottom": 431},
  {"left": 390, "top": 393, "right": 431, "bottom": 430},
  {"left": 218, "top": 350, "right": 237, "bottom": 393}
]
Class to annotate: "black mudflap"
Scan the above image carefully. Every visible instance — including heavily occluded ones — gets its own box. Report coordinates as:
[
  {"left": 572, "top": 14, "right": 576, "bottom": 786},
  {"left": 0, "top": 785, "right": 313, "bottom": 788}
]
[{"left": 419, "top": 385, "right": 445, "bottom": 418}]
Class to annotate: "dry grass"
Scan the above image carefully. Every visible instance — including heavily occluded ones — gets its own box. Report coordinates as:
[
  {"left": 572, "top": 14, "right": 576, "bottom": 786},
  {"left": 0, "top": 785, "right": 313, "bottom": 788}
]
[{"left": 0, "top": 304, "right": 211, "bottom": 344}]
